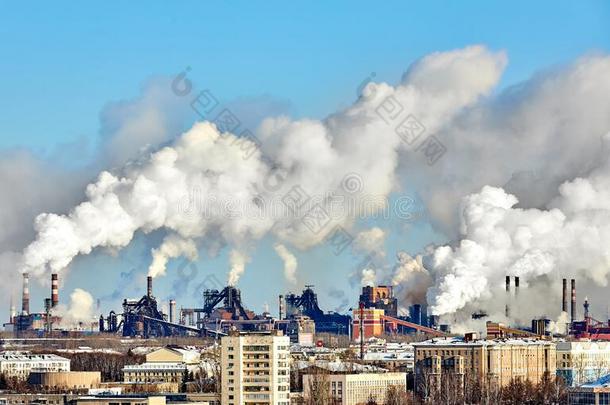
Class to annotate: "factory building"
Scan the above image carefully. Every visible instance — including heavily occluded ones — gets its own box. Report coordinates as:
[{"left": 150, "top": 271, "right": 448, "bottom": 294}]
[
  {"left": 358, "top": 286, "right": 398, "bottom": 317},
  {"left": 8, "top": 273, "right": 63, "bottom": 334},
  {"left": 556, "top": 341, "right": 610, "bottom": 387},
  {"left": 352, "top": 308, "right": 385, "bottom": 340},
  {"left": 284, "top": 286, "right": 351, "bottom": 335},
  {"left": 220, "top": 330, "right": 291, "bottom": 405},
  {"left": 0, "top": 351, "right": 70, "bottom": 379},
  {"left": 302, "top": 372, "right": 407, "bottom": 405},
  {"left": 413, "top": 337, "right": 556, "bottom": 394}
]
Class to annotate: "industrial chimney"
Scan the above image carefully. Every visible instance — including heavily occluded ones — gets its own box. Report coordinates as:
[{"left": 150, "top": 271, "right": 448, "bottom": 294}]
[
  {"left": 22, "top": 273, "right": 30, "bottom": 315},
  {"left": 9, "top": 295, "right": 15, "bottom": 324},
  {"left": 147, "top": 276, "right": 153, "bottom": 298},
  {"left": 505, "top": 275, "right": 510, "bottom": 317},
  {"left": 278, "top": 295, "right": 284, "bottom": 320},
  {"left": 571, "top": 279, "right": 576, "bottom": 322},
  {"left": 169, "top": 299, "right": 176, "bottom": 323},
  {"left": 514, "top": 276, "right": 520, "bottom": 297},
  {"left": 562, "top": 278, "right": 568, "bottom": 313},
  {"left": 51, "top": 273, "right": 59, "bottom": 308}
]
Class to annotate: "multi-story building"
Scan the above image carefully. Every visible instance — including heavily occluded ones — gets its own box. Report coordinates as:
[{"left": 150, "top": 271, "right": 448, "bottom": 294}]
[
  {"left": 122, "top": 362, "right": 186, "bottom": 391},
  {"left": 556, "top": 341, "right": 610, "bottom": 386},
  {"left": 568, "top": 374, "right": 610, "bottom": 405},
  {"left": 413, "top": 337, "right": 556, "bottom": 394},
  {"left": 220, "top": 330, "right": 290, "bottom": 405},
  {"left": 0, "top": 351, "right": 70, "bottom": 379},
  {"left": 121, "top": 345, "right": 202, "bottom": 391},
  {"left": 302, "top": 372, "right": 406, "bottom": 405}
]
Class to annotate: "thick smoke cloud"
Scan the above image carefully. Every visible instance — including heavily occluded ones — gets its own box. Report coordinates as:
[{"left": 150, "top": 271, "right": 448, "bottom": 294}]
[
  {"left": 20, "top": 46, "right": 505, "bottom": 286},
  {"left": 10, "top": 45, "right": 610, "bottom": 328},
  {"left": 428, "top": 142, "right": 610, "bottom": 318}
]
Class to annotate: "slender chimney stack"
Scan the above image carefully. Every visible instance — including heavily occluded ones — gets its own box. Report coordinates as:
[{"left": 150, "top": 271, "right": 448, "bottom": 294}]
[
  {"left": 51, "top": 273, "right": 59, "bottom": 308},
  {"left": 22, "top": 273, "right": 30, "bottom": 315},
  {"left": 571, "top": 279, "right": 576, "bottom": 322},
  {"left": 278, "top": 295, "right": 284, "bottom": 320},
  {"left": 514, "top": 276, "right": 520, "bottom": 297},
  {"left": 9, "top": 295, "right": 15, "bottom": 324},
  {"left": 505, "top": 275, "right": 510, "bottom": 317},
  {"left": 147, "top": 276, "right": 153, "bottom": 298},
  {"left": 169, "top": 299, "right": 176, "bottom": 323},
  {"left": 562, "top": 278, "right": 568, "bottom": 313}
]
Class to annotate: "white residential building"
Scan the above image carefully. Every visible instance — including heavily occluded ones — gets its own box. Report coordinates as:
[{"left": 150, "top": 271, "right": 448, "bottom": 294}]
[
  {"left": 0, "top": 351, "right": 70, "bottom": 379},
  {"left": 556, "top": 341, "right": 610, "bottom": 386},
  {"left": 221, "top": 330, "right": 290, "bottom": 405},
  {"left": 302, "top": 372, "right": 406, "bottom": 405}
]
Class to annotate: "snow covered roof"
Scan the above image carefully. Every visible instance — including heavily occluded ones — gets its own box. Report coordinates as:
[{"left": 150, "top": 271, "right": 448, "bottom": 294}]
[
  {"left": 296, "top": 360, "right": 388, "bottom": 373},
  {"left": 412, "top": 337, "right": 553, "bottom": 347},
  {"left": 581, "top": 374, "right": 610, "bottom": 388}
]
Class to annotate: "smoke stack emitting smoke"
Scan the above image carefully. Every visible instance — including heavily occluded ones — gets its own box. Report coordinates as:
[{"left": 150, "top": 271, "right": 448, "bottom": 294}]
[{"left": 13, "top": 46, "right": 610, "bottom": 326}]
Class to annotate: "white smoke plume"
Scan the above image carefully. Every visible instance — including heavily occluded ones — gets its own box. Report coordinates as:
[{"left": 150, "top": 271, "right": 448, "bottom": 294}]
[
  {"left": 19, "top": 45, "right": 505, "bottom": 281},
  {"left": 361, "top": 268, "right": 377, "bottom": 287},
  {"left": 148, "top": 234, "right": 198, "bottom": 278},
  {"left": 273, "top": 243, "right": 298, "bottom": 285},
  {"left": 354, "top": 227, "right": 386, "bottom": 255},
  {"left": 427, "top": 143, "right": 610, "bottom": 318},
  {"left": 391, "top": 252, "right": 433, "bottom": 307},
  {"left": 55, "top": 288, "right": 96, "bottom": 328},
  {"left": 227, "top": 249, "right": 250, "bottom": 286}
]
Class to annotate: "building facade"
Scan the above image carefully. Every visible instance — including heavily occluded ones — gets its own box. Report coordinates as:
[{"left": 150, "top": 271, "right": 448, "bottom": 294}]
[
  {"left": 413, "top": 337, "right": 556, "bottom": 394},
  {"left": 0, "top": 352, "right": 70, "bottom": 379},
  {"left": 557, "top": 341, "right": 610, "bottom": 387},
  {"left": 28, "top": 371, "right": 101, "bottom": 389},
  {"left": 352, "top": 308, "right": 385, "bottom": 340},
  {"left": 302, "top": 372, "right": 406, "bottom": 405},
  {"left": 221, "top": 330, "right": 290, "bottom": 405},
  {"left": 122, "top": 362, "right": 186, "bottom": 386}
]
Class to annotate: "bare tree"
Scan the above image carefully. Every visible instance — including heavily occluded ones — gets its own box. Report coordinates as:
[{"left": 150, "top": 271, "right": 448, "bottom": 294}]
[
  {"left": 304, "top": 369, "right": 335, "bottom": 405},
  {"left": 384, "top": 384, "right": 411, "bottom": 405}
]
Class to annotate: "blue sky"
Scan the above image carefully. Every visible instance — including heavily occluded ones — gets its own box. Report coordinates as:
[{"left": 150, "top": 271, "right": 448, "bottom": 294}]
[{"left": 1, "top": 1, "right": 609, "bottom": 316}]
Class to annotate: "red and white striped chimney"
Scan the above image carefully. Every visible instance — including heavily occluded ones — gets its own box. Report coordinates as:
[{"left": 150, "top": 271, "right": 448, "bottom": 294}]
[{"left": 51, "top": 273, "right": 59, "bottom": 308}]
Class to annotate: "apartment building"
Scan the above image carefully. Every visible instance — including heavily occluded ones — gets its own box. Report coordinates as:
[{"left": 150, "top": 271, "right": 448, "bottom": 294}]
[
  {"left": 413, "top": 337, "right": 556, "bottom": 393},
  {"left": 221, "top": 330, "right": 290, "bottom": 405},
  {"left": 556, "top": 341, "right": 610, "bottom": 387},
  {"left": 122, "top": 362, "right": 186, "bottom": 392},
  {"left": 0, "top": 351, "right": 70, "bottom": 379},
  {"left": 302, "top": 372, "right": 406, "bottom": 405}
]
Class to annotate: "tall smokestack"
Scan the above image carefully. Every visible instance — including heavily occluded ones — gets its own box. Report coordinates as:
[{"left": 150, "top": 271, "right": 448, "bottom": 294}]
[
  {"left": 505, "top": 275, "right": 510, "bottom": 317},
  {"left": 147, "top": 276, "right": 153, "bottom": 298},
  {"left": 9, "top": 295, "right": 15, "bottom": 324},
  {"left": 51, "top": 273, "right": 59, "bottom": 308},
  {"left": 22, "top": 273, "right": 30, "bottom": 315},
  {"left": 514, "top": 276, "right": 520, "bottom": 297},
  {"left": 278, "top": 295, "right": 284, "bottom": 320},
  {"left": 562, "top": 278, "right": 568, "bottom": 313},
  {"left": 571, "top": 279, "right": 576, "bottom": 322},
  {"left": 169, "top": 299, "right": 176, "bottom": 323}
]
